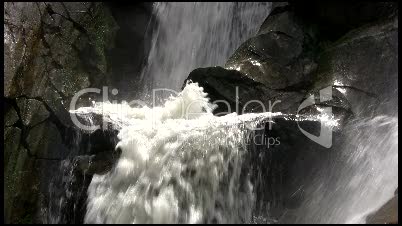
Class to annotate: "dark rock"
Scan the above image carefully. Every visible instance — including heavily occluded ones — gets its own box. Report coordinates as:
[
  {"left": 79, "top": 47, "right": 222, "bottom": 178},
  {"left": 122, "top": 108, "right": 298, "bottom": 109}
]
[
  {"left": 185, "top": 66, "right": 352, "bottom": 130},
  {"left": 201, "top": 2, "right": 397, "bottom": 122},
  {"left": 26, "top": 120, "right": 69, "bottom": 159},
  {"left": 103, "top": 2, "right": 154, "bottom": 101},
  {"left": 48, "top": 68, "right": 90, "bottom": 97},
  {"left": 4, "top": 127, "right": 22, "bottom": 169},
  {"left": 225, "top": 33, "right": 305, "bottom": 90},
  {"left": 4, "top": 147, "right": 38, "bottom": 224},
  {"left": 4, "top": 2, "right": 43, "bottom": 98},
  {"left": 185, "top": 66, "right": 305, "bottom": 115},
  {"left": 365, "top": 195, "right": 398, "bottom": 224},
  {"left": 41, "top": 86, "right": 74, "bottom": 127},
  {"left": 245, "top": 114, "right": 337, "bottom": 220},
  {"left": 225, "top": 3, "right": 319, "bottom": 91},
  {"left": 5, "top": 106, "right": 19, "bottom": 127},
  {"left": 74, "top": 149, "right": 121, "bottom": 175},
  {"left": 4, "top": 2, "right": 118, "bottom": 102},
  {"left": 16, "top": 97, "right": 50, "bottom": 126},
  {"left": 36, "top": 158, "right": 67, "bottom": 223},
  {"left": 3, "top": 1, "right": 141, "bottom": 224},
  {"left": 258, "top": 6, "right": 303, "bottom": 40},
  {"left": 290, "top": 1, "right": 398, "bottom": 41},
  {"left": 182, "top": 3, "right": 398, "bottom": 222},
  {"left": 70, "top": 108, "right": 123, "bottom": 132},
  {"left": 309, "top": 15, "right": 398, "bottom": 117}
]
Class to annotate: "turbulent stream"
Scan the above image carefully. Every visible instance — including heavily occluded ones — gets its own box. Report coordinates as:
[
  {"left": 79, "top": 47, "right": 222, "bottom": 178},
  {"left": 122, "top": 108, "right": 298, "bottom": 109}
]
[
  {"left": 82, "top": 83, "right": 279, "bottom": 223},
  {"left": 58, "top": 2, "right": 398, "bottom": 224}
]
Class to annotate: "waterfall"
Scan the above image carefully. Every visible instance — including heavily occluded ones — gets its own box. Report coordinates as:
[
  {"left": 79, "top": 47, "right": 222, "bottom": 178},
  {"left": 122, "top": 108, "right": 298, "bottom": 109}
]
[
  {"left": 71, "top": 2, "right": 397, "bottom": 224},
  {"left": 139, "top": 2, "right": 271, "bottom": 101},
  {"left": 280, "top": 116, "right": 398, "bottom": 223},
  {"left": 82, "top": 3, "right": 273, "bottom": 221},
  {"left": 79, "top": 83, "right": 398, "bottom": 224},
  {"left": 82, "top": 83, "right": 279, "bottom": 223}
]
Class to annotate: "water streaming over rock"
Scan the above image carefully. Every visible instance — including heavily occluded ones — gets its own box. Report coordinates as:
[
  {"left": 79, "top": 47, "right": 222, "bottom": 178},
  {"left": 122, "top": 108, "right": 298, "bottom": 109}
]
[
  {"left": 65, "top": 2, "right": 397, "bottom": 224},
  {"left": 139, "top": 2, "right": 271, "bottom": 100},
  {"left": 81, "top": 83, "right": 280, "bottom": 223},
  {"left": 281, "top": 116, "right": 398, "bottom": 223},
  {"left": 76, "top": 82, "right": 397, "bottom": 224}
]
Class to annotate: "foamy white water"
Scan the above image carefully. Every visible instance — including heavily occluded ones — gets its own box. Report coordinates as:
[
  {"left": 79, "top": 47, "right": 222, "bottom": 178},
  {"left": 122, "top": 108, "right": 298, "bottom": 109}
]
[
  {"left": 72, "top": 2, "right": 398, "bottom": 223},
  {"left": 82, "top": 83, "right": 278, "bottom": 223},
  {"left": 74, "top": 82, "right": 397, "bottom": 224}
]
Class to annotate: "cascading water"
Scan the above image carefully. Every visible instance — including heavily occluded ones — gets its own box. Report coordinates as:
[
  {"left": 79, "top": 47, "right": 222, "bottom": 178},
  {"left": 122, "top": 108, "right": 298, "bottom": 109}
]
[
  {"left": 140, "top": 2, "right": 271, "bottom": 100},
  {"left": 68, "top": 2, "right": 397, "bottom": 224},
  {"left": 76, "top": 82, "right": 397, "bottom": 223},
  {"left": 280, "top": 116, "right": 398, "bottom": 224},
  {"left": 81, "top": 83, "right": 281, "bottom": 223}
]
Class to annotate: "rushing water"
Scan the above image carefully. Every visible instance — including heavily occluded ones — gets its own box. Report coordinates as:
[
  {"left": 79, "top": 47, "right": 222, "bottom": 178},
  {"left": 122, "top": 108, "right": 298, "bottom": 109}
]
[
  {"left": 140, "top": 2, "right": 271, "bottom": 100},
  {"left": 77, "top": 82, "right": 398, "bottom": 223},
  {"left": 280, "top": 116, "right": 398, "bottom": 224},
  {"left": 82, "top": 83, "right": 280, "bottom": 223},
  {"left": 65, "top": 2, "right": 399, "bottom": 224}
]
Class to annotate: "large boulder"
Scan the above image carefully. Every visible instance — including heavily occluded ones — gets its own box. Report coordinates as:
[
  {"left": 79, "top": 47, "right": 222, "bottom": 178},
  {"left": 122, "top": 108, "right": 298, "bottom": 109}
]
[
  {"left": 185, "top": 66, "right": 305, "bottom": 115},
  {"left": 309, "top": 15, "right": 398, "bottom": 118},
  {"left": 183, "top": 2, "right": 398, "bottom": 223},
  {"left": 186, "top": 1, "right": 397, "bottom": 121},
  {"left": 225, "top": 2, "right": 319, "bottom": 91}
]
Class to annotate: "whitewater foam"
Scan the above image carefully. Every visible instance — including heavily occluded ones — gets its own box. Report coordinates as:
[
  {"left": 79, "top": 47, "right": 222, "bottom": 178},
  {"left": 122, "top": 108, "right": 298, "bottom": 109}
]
[{"left": 82, "top": 83, "right": 277, "bottom": 223}]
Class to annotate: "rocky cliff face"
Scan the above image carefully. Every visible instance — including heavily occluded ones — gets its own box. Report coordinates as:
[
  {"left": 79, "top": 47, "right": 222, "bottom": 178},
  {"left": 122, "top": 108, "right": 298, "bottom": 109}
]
[
  {"left": 4, "top": 1, "right": 398, "bottom": 224},
  {"left": 4, "top": 2, "right": 151, "bottom": 223}
]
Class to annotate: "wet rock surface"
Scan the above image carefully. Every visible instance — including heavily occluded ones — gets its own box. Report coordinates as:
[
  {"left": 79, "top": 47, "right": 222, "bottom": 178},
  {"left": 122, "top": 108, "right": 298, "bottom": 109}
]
[
  {"left": 4, "top": 2, "right": 123, "bottom": 223},
  {"left": 4, "top": 106, "right": 19, "bottom": 127},
  {"left": 4, "top": 1, "right": 398, "bottom": 224},
  {"left": 225, "top": 3, "right": 318, "bottom": 91},
  {"left": 26, "top": 121, "right": 68, "bottom": 160},
  {"left": 16, "top": 97, "right": 50, "bottom": 126},
  {"left": 185, "top": 66, "right": 305, "bottom": 115},
  {"left": 245, "top": 115, "right": 335, "bottom": 221},
  {"left": 184, "top": 1, "right": 398, "bottom": 224}
]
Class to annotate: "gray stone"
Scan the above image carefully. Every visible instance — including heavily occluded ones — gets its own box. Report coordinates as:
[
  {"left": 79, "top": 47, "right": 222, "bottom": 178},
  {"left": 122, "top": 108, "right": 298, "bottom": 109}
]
[
  {"left": 4, "top": 3, "right": 47, "bottom": 98},
  {"left": 26, "top": 121, "right": 68, "bottom": 159},
  {"left": 47, "top": 68, "right": 90, "bottom": 97},
  {"left": 309, "top": 16, "right": 398, "bottom": 117},
  {"left": 258, "top": 10, "right": 304, "bottom": 40},
  {"left": 5, "top": 106, "right": 19, "bottom": 127},
  {"left": 4, "top": 2, "right": 120, "bottom": 223},
  {"left": 42, "top": 86, "right": 73, "bottom": 127},
  {"left": 225, "top": 7, "right": 317, "bottom": 91},
  {"left": 4, "top": 127, "right": 22, "bottom": 167},
  {"left": 184, "top": 66, "right": 305, "bottom": 115},
  {"left": 4, "top": 147, "right": 37, "bottom": 224},
  {"left": 16, "top": 98, "right": 50, "bottom": 126}
]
